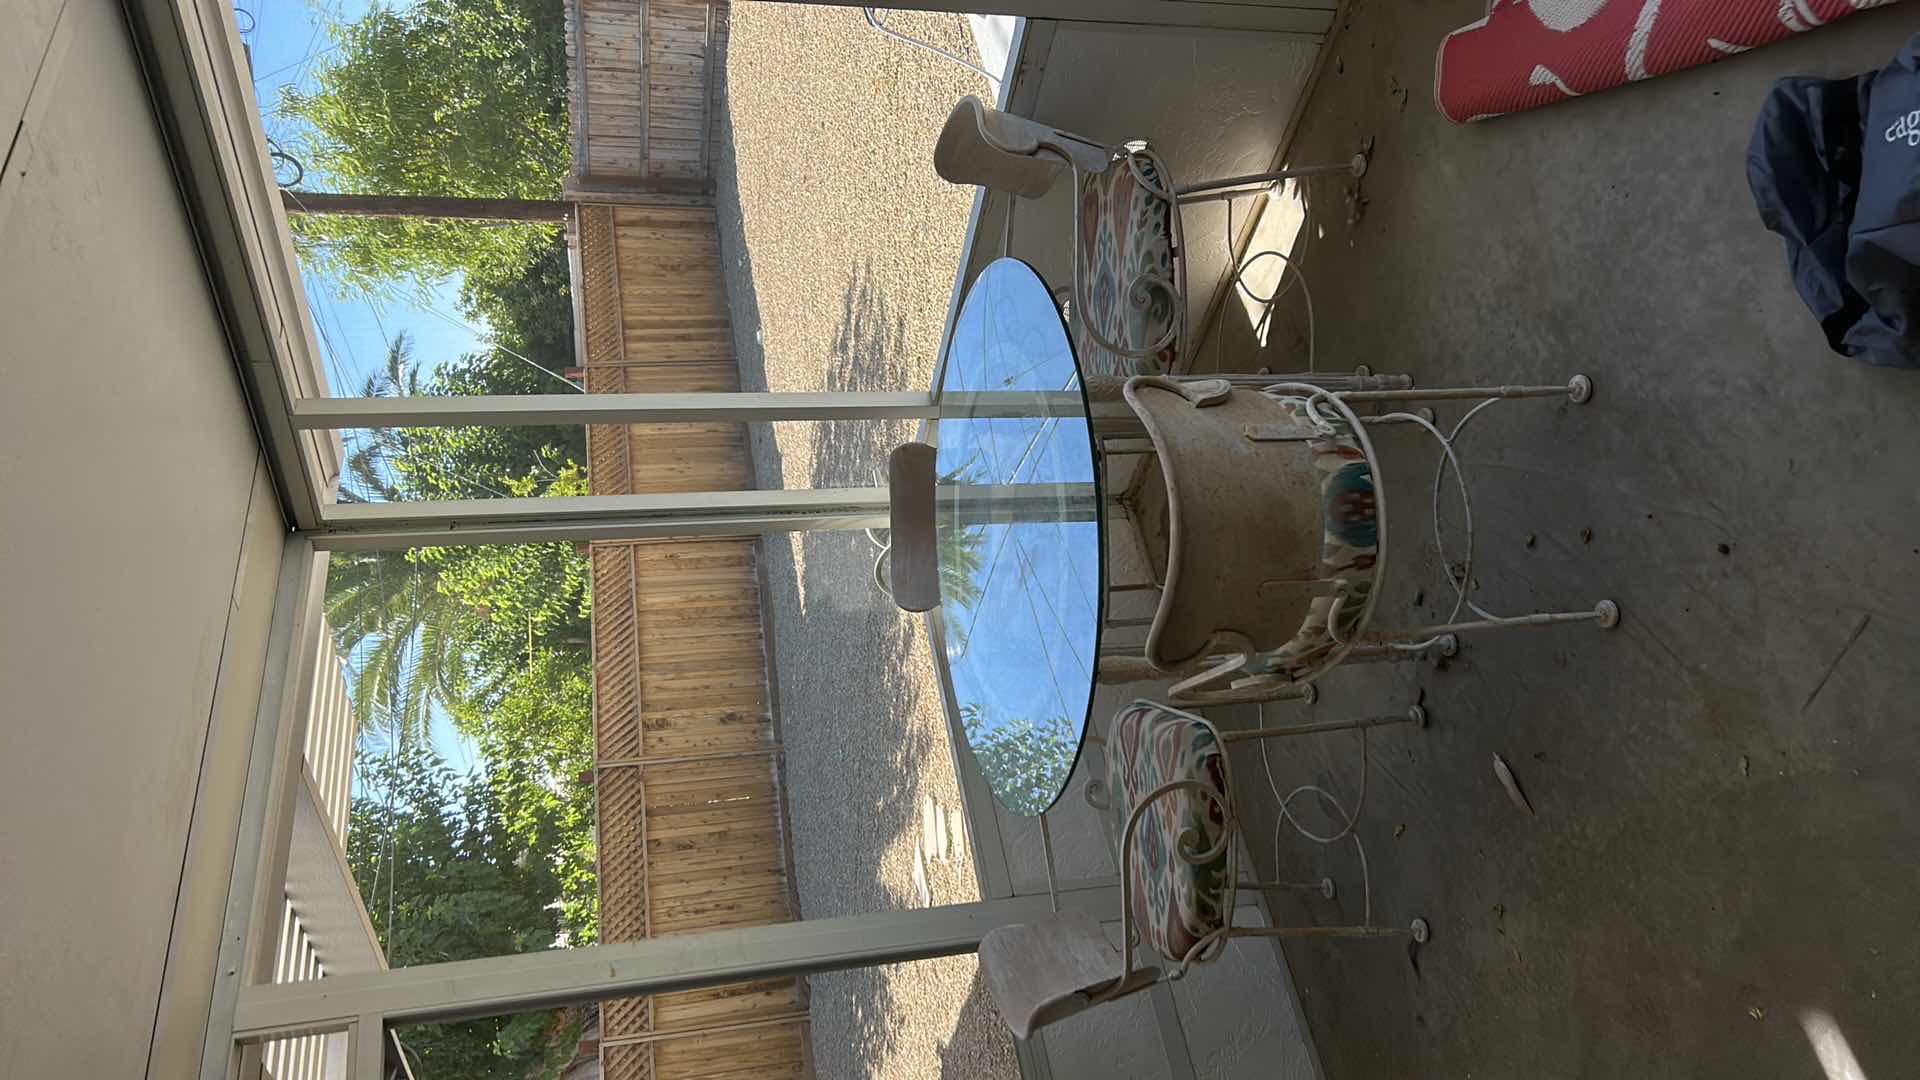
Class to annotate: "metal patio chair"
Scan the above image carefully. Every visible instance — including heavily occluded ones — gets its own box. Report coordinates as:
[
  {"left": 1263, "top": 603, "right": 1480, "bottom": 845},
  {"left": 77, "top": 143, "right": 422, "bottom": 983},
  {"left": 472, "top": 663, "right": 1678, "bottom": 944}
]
[
  {"left": 934, "top": 95, "right": 1367, "bottom": 377},
  {"left": 979, "top": 699, "right": 1427, "bottom": 1040},
  {"left": 1100, "top": 375, "right": 1619, "bottom": 707}
]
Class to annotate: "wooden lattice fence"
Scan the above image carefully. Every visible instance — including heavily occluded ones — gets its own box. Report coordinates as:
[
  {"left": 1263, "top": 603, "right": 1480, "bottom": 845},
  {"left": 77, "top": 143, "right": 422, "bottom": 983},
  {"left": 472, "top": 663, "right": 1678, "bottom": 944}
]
[{"left": 574, "top": 179, "right": 812, "bottom": 1077}]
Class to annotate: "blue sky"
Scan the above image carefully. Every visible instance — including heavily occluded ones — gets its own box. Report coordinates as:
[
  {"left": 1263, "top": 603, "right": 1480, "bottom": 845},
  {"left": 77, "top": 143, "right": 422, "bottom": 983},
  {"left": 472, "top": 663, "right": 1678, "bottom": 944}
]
[
  {"left": 244, "top": 0, "right": 492, "bottom": 398},
  {"left": 244, "top": 0, "right": 482, "bottom": 774}
]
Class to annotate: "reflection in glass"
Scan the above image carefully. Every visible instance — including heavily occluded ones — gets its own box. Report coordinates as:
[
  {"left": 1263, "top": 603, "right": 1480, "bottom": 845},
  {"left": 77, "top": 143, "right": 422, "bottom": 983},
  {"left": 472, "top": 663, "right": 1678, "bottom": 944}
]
[{"left": 935, "top": 259, "right": 1102, "bottom": 816}]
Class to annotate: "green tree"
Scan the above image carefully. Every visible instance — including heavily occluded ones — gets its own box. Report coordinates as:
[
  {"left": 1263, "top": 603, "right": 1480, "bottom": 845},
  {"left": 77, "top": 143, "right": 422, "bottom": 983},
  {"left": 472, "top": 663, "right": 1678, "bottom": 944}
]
[
  {"left": 937, "top": 462, "right": 990, "bottom": 611},
  {"left": 326, "top": 334, "right": 591, "bottom": 738},
  {"left": 279, "top": 0, "right": 570, "bottom": 294},
  {"left": 936, "top": 524, "right": 988, "bottom": 612},
  {"left": 349, "top": 744, "right": 581, "bottom": 1078},
  {"left": 286, "top": 4, "right": 598, "bottom": 1067},
  {"left": 325, "top": 340, "right": 471, "bottom": 738},
  {"left": 451, "top": 226, "right": 581, "bottom": 392},
  {"left": 454, "top": 649, "right": 599, "bottom": 943},
  {"left": 325, "top": 341, "right": 598, "bottom": 945},
  {"left": 961, "top": 705, "right": 1079, "bottom": 817},
  {"left": 325, "top": 544, "right": 471, "bottom": 739}
]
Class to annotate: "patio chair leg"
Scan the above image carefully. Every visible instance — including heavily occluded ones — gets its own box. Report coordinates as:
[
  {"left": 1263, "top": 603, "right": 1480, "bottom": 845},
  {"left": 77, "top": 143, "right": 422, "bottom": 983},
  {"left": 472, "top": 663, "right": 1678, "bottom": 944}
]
[
  {"left": 1337, "top": 374, "right": 1594, "bottom": 406},
  {"left": 1174, "top": 153, "right": 1371, "bottom": 205},
  {"left": 1367, "top": 601, "right": 1621, "bottom": 647},
  {"left": 1085, "top": 369, "right": 1414, "bottom": 398},
  {"left": 1171, "top": 370, "right": 1415, "bottom": 393},
  {"left": 1229, "top": 917, "right": 1430, "bottom": 941},
  {"left": 1216, "top": 706, "right": 1425, "bottom": 743},
  {"left": 1168, "top": 678, "right": 1318, "bottom": 708},
  {"left": 1339, "top": 642, "right": 1441, "bottom": 665},
  {"left": 1244, "top": 876, "right": 1338, "bottom": 899}
]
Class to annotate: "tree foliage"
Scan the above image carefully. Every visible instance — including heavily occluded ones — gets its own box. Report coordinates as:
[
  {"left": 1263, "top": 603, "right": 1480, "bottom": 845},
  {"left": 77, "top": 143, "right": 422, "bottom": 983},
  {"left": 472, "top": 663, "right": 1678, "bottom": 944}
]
[
  {"left": 349, "top": 745, "right": 582, "bottom": 1078},
  {"left": 454, "top": 649, "right": 599, "bottom": 943},
  {"left": 279, "top": 0, "right": 571, "bottom": 294},
  {"left": 962, "top": 705, "right": 1079, "bottom": 817},
  {"left": 451, "top": 221, "right": 581, "bottom": 387},
  {"left": 286, "top": 0, "right": 594, "bottom": 1069},
  {"left": 322, "top": 293, "right": 598, "bottom": 1000},
  {"left": 325, "top": 334, "right": 599, "bottom": 945},
  {"left": 325, "top": 341, "right": 470, "bottom": 738},
  {"left": 327, "top": 327, "right": 589, "bottom": 734}
]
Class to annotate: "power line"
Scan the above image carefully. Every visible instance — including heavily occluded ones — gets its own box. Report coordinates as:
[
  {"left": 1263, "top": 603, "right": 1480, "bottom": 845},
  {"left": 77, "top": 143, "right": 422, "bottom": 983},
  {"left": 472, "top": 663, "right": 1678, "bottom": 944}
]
[
  {"left": 1010, "top": 531, "right": 1089, "bottom": 678},
  {"left": 1012, "top": 538, "right": 1078, "bottom": 725},
  {"left": 254, "top": 36, "right": 338, "bottom": 87},
  {"left": 413, "top": 299, "right": 584, "bottom": 392}
]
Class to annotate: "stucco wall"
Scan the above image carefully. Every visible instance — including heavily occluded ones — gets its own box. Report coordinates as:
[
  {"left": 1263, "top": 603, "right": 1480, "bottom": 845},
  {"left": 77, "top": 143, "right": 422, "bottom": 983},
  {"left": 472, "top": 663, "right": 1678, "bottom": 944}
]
[{"left": 0, "top": 1, "right": 283, "bottom": 1075}]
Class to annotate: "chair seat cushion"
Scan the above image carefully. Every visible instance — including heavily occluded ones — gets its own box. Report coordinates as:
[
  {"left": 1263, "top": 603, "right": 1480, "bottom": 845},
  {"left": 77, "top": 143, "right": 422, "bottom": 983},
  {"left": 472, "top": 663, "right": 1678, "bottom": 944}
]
[
  {"left": 1106, "top": 702, "right": 1229, "bottom": 962},
  {"left": 1075, "top": 156, "right": 1177, "bottom": 376},
  {"left": 1261, "top": 397, "right": 1379, "bottom": 676}
]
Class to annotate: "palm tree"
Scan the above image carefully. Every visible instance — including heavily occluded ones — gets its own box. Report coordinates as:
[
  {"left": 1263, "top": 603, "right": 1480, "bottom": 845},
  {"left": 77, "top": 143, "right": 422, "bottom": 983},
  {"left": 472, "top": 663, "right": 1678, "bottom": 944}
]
[
  {"left": 935, "top": 461, "right": 989, "bottom": 612},
  {"left": 938, "top": 524, "right": 987, "bottom": 612},
  {"left": 325, "top": 335, "right": 469, "bottom": 745},
  {"left": 325, "top": 547, "right": 469, "bottom": 747}
]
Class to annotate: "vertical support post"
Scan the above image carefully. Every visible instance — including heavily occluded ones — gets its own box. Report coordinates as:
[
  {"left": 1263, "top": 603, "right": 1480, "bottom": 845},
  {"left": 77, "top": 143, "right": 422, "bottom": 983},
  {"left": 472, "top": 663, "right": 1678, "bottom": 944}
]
[
  {"left": 701, "top": 1, "right": 716, "bottom": 176},
  {"left": 570, "top": 0, "right": 589, "bottom": 178},
  {"left": 347, "top": 1017, "right": 385, "bottom": 1080},
  {"left": 198, "top": 540, "right": 327, "bottom": 1080},
  {"left": 637, "top": 0, "right": 650, "bottom": 170}
]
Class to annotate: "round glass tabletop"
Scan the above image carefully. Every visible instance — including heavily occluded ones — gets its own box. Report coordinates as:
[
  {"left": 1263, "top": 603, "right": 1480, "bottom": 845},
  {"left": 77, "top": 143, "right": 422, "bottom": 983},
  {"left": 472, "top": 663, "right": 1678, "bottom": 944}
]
[{"left": 933, "top": 258, "right": 1103, "bottom": 817}]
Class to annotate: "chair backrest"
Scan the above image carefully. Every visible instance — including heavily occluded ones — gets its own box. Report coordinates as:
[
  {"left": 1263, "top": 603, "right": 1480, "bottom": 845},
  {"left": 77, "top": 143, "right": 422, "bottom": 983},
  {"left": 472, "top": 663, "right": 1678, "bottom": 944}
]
[
  {"left": 935, "top": 96, "right": 1062, "bottom": 198},
  {"left": 1122, "top": 378, "right": 1326, "bottom": 670},
  {"left": 935, "top": 95, "right": 1114, "bottom": 199},
  {"left": 886, "top": 442, "right": 940, "bottom": 612},
  {"left": 978, "top": 909, "right": 1159, "bottom": 1039}
]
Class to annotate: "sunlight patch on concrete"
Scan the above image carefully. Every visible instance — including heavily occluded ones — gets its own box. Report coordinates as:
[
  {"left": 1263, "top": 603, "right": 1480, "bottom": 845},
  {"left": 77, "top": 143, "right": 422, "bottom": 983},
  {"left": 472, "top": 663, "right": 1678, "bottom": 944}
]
[{"left": 1801, "top": 1008, "right": 1868, "bottom": 1080}]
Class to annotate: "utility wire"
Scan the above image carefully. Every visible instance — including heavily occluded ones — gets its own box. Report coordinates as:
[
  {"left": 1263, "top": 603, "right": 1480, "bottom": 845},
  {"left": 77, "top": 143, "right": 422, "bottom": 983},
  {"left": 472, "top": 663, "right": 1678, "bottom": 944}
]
[{"left": 413, "top": 301, "right": 584, "bottom": 392}]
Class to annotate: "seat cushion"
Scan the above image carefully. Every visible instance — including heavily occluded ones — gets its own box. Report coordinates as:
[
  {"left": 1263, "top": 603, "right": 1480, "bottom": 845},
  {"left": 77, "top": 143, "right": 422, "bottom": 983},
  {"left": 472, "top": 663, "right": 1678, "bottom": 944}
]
[
  {"left": 1261, "top": 396, "right": 1380, "bottom": 675},
  {"left": 1075, "top": 156, "right": 1177, "bottom": 376},
  {"left": 1106, "top": 702, "right": 1230, "bottom": 962}
]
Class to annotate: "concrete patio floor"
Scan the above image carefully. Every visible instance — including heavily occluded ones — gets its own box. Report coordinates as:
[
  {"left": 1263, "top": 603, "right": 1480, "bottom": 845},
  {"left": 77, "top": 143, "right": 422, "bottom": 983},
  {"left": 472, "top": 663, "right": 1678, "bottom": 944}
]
[{"left": 1194, "top": 3, "right": 1920, "bottom": 1076}]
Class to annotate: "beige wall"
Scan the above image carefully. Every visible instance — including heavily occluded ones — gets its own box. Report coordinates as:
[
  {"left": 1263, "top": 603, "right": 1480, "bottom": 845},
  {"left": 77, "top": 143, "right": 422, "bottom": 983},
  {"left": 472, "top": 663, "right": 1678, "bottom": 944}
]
[{"left": 0, "top": 1, "right": 284, "bottom": 1076}]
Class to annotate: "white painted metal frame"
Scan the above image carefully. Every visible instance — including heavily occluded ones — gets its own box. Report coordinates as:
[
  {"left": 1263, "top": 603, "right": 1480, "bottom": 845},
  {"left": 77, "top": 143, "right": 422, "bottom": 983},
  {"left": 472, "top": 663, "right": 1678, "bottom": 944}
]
[
  {"left": 311, "top": 483, "right": 1096, "bottom": 549},
  {"left": 233, "top": 891, "right": 1124, "bottom": 1044},
  {"left": 199, "top": 540, "right": 329, "bottom": 1080},
  {"left": 198, "top": 508, "right": 1118, "bottom": 1079},
  {"left": 291, "top": 389, "right": 1095, "bottom": 428}
]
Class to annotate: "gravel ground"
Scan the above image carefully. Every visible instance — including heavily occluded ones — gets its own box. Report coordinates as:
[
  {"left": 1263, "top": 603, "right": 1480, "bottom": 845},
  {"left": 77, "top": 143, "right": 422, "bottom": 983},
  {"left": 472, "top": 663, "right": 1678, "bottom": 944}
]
[{"left": 712, "top": 6, "right": 1017, "bottom": 1080}]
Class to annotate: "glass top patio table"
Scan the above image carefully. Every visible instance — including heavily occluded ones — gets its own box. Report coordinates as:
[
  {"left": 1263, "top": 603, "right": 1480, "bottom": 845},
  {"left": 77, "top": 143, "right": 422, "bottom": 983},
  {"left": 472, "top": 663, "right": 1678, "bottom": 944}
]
[{"left": 932, "top": 258, "right": 1104, "bottom": 817}]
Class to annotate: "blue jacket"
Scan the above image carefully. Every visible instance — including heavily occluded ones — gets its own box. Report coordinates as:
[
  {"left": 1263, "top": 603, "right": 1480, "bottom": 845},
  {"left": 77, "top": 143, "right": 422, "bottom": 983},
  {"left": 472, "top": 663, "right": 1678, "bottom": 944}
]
[{"left": 1749, "top": 33, "right": 1920, "bottom": 368}]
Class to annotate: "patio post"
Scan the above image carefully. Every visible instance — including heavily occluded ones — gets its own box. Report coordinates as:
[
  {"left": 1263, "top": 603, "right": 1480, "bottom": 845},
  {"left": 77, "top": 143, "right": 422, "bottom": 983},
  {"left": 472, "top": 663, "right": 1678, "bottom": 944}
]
[
  {"left": 231, "top": 890, "right": 1121, "bottom": 1070},
  {"left": 197, "top": 541, "right": 329, "bottom": 1080},
  {"left": 288, "top": 389, "right": 1096, "bottom": 428},
  {"left": 309, "top": 483, "right": 1100, "bottom": 549}
]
